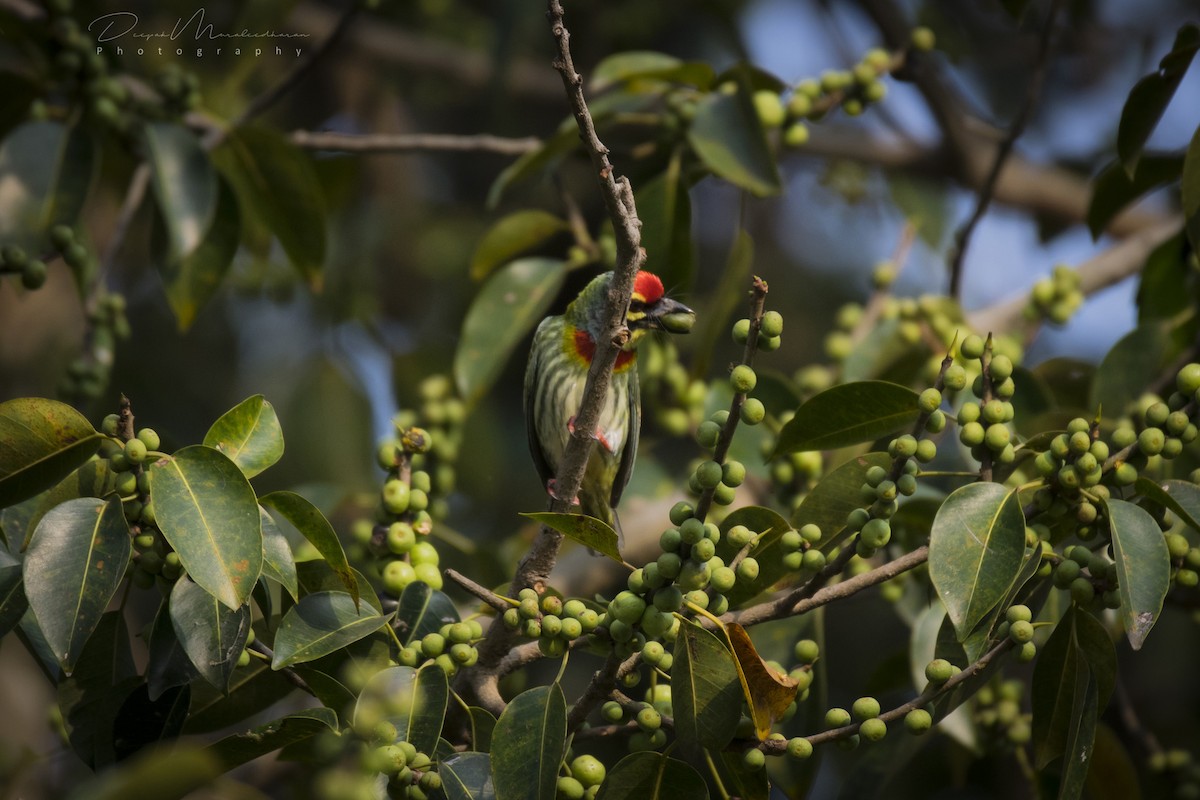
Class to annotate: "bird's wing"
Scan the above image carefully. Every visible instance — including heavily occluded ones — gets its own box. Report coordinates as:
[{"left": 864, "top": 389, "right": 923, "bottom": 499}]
[
  {"left": 524, "top": 319, "right": 557, "bottom": 491},
  {"left": 610, "top": 363, "right": 639, "bottom": 508}
]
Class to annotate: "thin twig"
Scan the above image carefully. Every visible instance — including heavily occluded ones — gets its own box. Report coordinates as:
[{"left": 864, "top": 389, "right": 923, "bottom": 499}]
[
  {"left": 100, "top": 164, "right": 151, "bottom": 274},
  {"left": 946, "top": 0, "right": 1063, "bottom": 300},
  {"left": 566, "top": 652, "right": 641, "bottom": 733},
  {"left": 290, "top": 130, "right": 542, "bottom": 156},
  {"left": 464, "top": 0, "right": 647, "bottom": 701},
  {"left": 444, "top": 569, "right": 511, "bottom": 613}
]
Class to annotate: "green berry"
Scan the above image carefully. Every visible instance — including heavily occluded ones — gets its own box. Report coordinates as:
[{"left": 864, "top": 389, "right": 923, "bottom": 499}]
[
  {"left": 919, "top": 388, "right": 942, "bottom": 413},
  {"left": 742, "top": 747, "right": 766, "bottom": 770},
  {"left": 760, "top": 310, "right": 784, "bottom": 338},
  {"left": 730, "top": 365, "right": 757, "bottom": 394},
  {"left": 794, "top": 639, "right": 819, "bottom": 663},
  {"left": 1008, "top": 620, "right": 1034, "bottom": 643},
  {"left": 904, "top": 708, "right": 933, "bottom": 734},
  {"left": 924, "top": 659, "right": 953, "bottom": 684},
  {"left": 825, "top": 707, "right": 852, "bottom": 728},
  {"left": 740, "top": 397, "right": 766, "bottom": 425},
  {"left": 960, "top": 334, "right": 985, "bottom": 360},
  {"left": 1177, "top": 364, "right": 1200, "bottom": 395},
  {"left": 124, "top": 438, "right": 147, "bottom": 463},
  {"left": 859, "top": 717, "right": 887, "bottom": 742},
  {"left": 787, "top": 736, "right": 813, "bottom": 759},
  {"left": 852, "top": 696, "right": 881, "bottom": 720},
  {"left": 911, "top": 27, "right": 936, "bottom": 52}
]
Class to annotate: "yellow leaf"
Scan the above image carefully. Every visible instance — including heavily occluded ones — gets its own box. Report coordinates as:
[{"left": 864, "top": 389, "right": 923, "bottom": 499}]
[{"left": 726, "top": 622, "right": 800, "bottom": 740}]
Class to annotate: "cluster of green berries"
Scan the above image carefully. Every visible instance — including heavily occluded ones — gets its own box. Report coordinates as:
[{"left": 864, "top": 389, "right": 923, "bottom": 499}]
[
  {"left": 998, "top": 604, "right": 1040, "bottom": 662},
  {"left": 395, "top": 619, "right": 483, "bottom": 677},
  {"left": 501, "top": 590, "right": 600, "bottom": 658},
  {"left": 1148, "top": 747, "right": 1200, "bottom": 800},
  {"left": 392, "top": 375, "right": 464, "bottom": 521},
  {"left": 97, "top": 416, "right": 172, "bottom": 590},
  {"left": 1026, "top": 265, "right": 1084, "bottom": 326},
  {"left": 1047, "top": 547, "right": 1120, "bottom": 611},
  {"left": 600, "top": 696, "right": 669, "bottom": 754},
  {"left": 1167, "top": 531, "right": 1200, "bottom": 589},
  {"left": 556, "top": 753, "right": 606, "bottom": 799},
  {"left": 638, "top": 338, "right": 708, "bottom": 438},
  {"left": 1030, "top": 419, "right": 1112, "bottom": 539},
  {"left": 955, "top": 334, "right": 1019, "bottom": 464},
  {"left": 776, "top": 43, "right": 900, "bottom": 148},
  {"left": 347, "top": 719, "right": 441, "bottom": 800},
  {"left": 153, "top": 64, "right": 203, "bottom": 116},
  {"left": 767, "top": 440, "right": 824, "bottom": 511},
  {"left": 61, "top": 289, "right": 130, "bottom": 401},
  {"left": 0, "top": 244, "right": 49, "bottom": 290},
  {"left": 973, "top": 679, "right": 1032, "bottom": 748}
]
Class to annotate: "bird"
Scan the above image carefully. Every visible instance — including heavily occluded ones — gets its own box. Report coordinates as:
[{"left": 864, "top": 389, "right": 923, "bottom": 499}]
[{"left": 524, "top": 269, "right": 694, "bottom": 546}]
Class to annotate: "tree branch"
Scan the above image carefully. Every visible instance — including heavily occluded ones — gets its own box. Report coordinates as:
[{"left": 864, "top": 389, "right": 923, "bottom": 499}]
[
  {"left": 946, "top": 0, "right": 1063, "bottom": 300},
  {"left": 464, "top": 0, "right": 646, "bottom": 702},
  {"left": 289, "top": 130, "right": 542, "bottom": 156}
]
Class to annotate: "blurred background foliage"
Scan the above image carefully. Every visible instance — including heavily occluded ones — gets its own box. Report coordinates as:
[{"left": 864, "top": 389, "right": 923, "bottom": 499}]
[{"left": 1, "top": 0, "right": 1198, "bottom": 796}]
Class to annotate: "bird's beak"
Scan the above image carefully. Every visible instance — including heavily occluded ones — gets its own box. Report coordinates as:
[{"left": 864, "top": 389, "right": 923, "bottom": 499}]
[{"left": 649, "top": 297, "right": 695, "bottom": 334}]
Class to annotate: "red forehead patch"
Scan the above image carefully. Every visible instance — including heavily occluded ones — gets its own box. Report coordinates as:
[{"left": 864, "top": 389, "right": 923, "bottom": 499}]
[{"left": 633, "top": 271, "right": 664, "bottom": 303}]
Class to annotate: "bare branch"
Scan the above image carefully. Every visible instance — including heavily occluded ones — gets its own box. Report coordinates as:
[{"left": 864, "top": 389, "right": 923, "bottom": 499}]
[
  {"left": 290, "top": 130, "right": 541, "bottom": 156},
  {"left": 947, "top": 0, "right": 1063, "bottom": 299}
]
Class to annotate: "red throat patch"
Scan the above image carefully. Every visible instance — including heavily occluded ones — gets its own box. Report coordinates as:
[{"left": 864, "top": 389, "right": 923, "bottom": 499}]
[
  {"left": 633, "top": 271, "right": 664, "bottom": 303},
  {"left": 573, "top": 328, "right": 636, "bottom": 369}
]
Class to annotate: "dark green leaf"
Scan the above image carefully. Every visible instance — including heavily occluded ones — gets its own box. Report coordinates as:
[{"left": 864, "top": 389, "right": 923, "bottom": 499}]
[
  {"left": 292, "top": 666, "right": 356, "bottom": 721},
  {"left": 111, "top": 684, "right": 190, "bottom": 762},
  {"left": 1134, "top": 477, "right": 1200, "bottom": 533},
  {"left": 961, "top": 545, "right": 1040, "bottom": 663},
  {"left": 183, "top": 659, "right": 295, "bottom": 734},
  {"left": 1104, "top": 498, "right": 1170, "bottom": 649},
  {"left": 487, "top": 126, "right": 579, "bottom": 209},
  {"left": 1085, "top": 724, "right": 1143, "bottom": 800},
  {"left": 202, "top": 395, "right": 284, "bottom": 478},
  {"left": 0, "top": 397, "right": 101, "bottom": 508},
  {"left": 1116, "top": 24, "right": 1200, "bottom": 177},
  {"left": 0, "top": 121, "right": 97, "bottom": 257},
  {"left": 441, "top": 752, "right": 495, "bottom": 800},
  {"left": 57, "top": 611, "right": 139, "bottom": 768},
  {"left": 261, "top": 491, "right": 357, "bottom": 607},
  {"left": 468, "top": 707, "right": 496, "bottom": 753},
  {"left": 395, "top": 580, "right": 460, "bottom": 645},
  {"left": 23, "top": 496, "right": 130, "bottom": 671},
  {"left": 1136, "top": 231, "right": 1190, "bottom": 323},
  {"left": 146, "top": 600, "right": 197, "bottom": 701},
  {"left": 470, "top": 210, "right": 568, "bottom": 281},
  {"left": 206, "top": 707, "right": 337, "bottom": 770},
  {"left": 16, "top": 609, "right": 62, "bottom": 683},
  {"left": 929, "top": 483, "right": 1026, "bottom": 640},
  {"left": 594, "top": 752, "right": 709, "bottom": 800},
  {"left": 25, "top": 458, "right": 112, "bottom": 548},
  {"left": 0, "top": 563, "right": 27, "bottom": 639},
  {"left": 842, "top": 319, "right": 914, "bottom": 383},
  {"left": 1032, "top": 607, "right": 1115, "bottom": 768},
  {"left": 719, "top": 750, "right": 770, "bottom": 800},
  {"left": 773, "top": 381, "right": 920, "bottom": 456},
  {"left": 671, "top": 621, "right": 742, "bottom": 756},
  {"left": 211, "top": 125, "right": 326, "bottom": 287},
  {"left": 152, "top": 172, "right": 240, "bottom": 331},
  {"left": 149, "top": 445, "right": 262, "bottom": 610},
  {"left": 1059, "top": 670, "right": 1100, "bottom": 800},
  {"left": 790, "top": 453, "right": 893, "bottom": 549},
  {"left": 636, "top": 156, "right": 694, "bottom": 293},
  {"left": 520, "top": 512, "right": 621, "bottom": 562},
  {"left": 272, "top": 590, "right": 386, "bottom": 669},
  {"left": 690, "top": 230, "right": 752, "bottom": 379},
  {"left": 145, "top": 122, "right": 217, "bottom": 260},
  {"left": 355, "top": 664, "right": 448, "bottom": 756},
  {"left": 715, "top": 505, "right": 793, "bottom": 606},
  {"left": 1183, "top": 124, "right": 1200, "bottom": 253},
  {"left": 64, "top": 744, "right": 221, "bottom": 800},
  {"left": 592, "top": 51, "right": 700, "bottom": 92},
  {"left": 295, "top": 559, "right": 381, "bottom": 612},
  {"left": 1090, "top": 320, "right": 1184, "bottom": 416},
  {"left": 0, "top": 72, "right": 40, "bottom": 141},
  {"left": 454, "top": 257, "right": 567, "bottom": 407},
  {"left": 1087, "top": 155, "right": 1183, "bottom": 239},
  {"left": 687, "top": 84, "right": 780, "bottom": 196},
  {"left": 259, "top": 507, "right": 298, "bottom": 600},
  {"left": 169, "top": 578, "right": 250, "bottom": 692},
  {"left": 490, "top": 684, "right": 567, "bottom": 800}
]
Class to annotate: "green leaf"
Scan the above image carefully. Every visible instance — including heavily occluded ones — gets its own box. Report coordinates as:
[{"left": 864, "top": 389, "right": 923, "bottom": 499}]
[
  {"left": 1090, "top": 320, "right": 1186, "bottom": 416},
  {"left": 0, "top": 121, "right": 97, "bottom": 256},
  {"left": 520, "top": 512, "right": 622, "bottom": 562},
  {"left": 791, "top": 453, "right": 893, "bottom": 549},
  {"left": 206, "top": 707, "right": 337, "bottom": 770},
  {"left": 64, "top": 744, "right": 221, "bottom": 800},
  {"left": 1134, "top": 477, "right": 1200, "bottom": 533},
  {"left": 490, "top": 684, "right": 567, "bottom": 800},
  {"left": 1116, "top": 24, "right": 1200, "bottom": 177},
  {"left": 183, "top": 659, "right": 295, "bottom": 734},
  {"left": 1136, "top": 231, "right": 1190, "bottom": 323},
  {"left": 354, "top": 664, "right": 449, "bottom": 756},
  {"left": 487, "top": 126, "right": 579, "bottom": 209},
  {"left": 23, "top": 496, "right": 130, "bottom": 672},
  {"left": 715, "top": 505, "right": 793, "bottom": 606},
  {"left": 0, "top": 397, "right": 101, "bottom": 508},
  {"left": 888, "top": 174, "right": 952, "bottom": 249},
  {"left": 772, "top": 381, "right": 920, "bottom": 457},
  {"left": 202, "top": 394, "right": 284, "bottom": 478},
  {"left": 961, "top": 545, "right": 1040, "bottom": 663},
  {"left": 671, "top": 620, "right": 742, "bottom": 756},
  {"left": 169, "top": 578, "right": 250, "bottom": 692},
  {"left": 261, "top": 491, "right": 356, "bottom": 607},
  {"left": 146, "top": 600, "right": 197, "bottom": 701},
  {"left": 25, "top": 458, "right": 112, "bottom": 548},
  {"left": 144, "top": 122, "right": 217, "bottom": 259},
  {"left": 467, "top": 707, "right": 496, "bottom": 753},
  {"left": 719, "top": 750, "right": 770, "bottom": 800},
  {"left": 110, "top": 683, "right": 190, "bottom": 763},
  {"left": 271, "top": 590, "right": 386, "bottom": 669},
  {"left": 593, "top": 51, "right": 684, "bottom": 91},
  {"left": 928, "top": 482, "right": 1026, "bottom": 640},
  {"left": 1032, "top": 607, "right": 1116, "bottom": 769},
  {"left": 1059, "top": 671, "right": 1100, "bottom": 800},
  {"left": 211, "top": 125, "right": 326, "bottom": 287},
  {"left": 1183, "top": 124, "right": 1200, "bottom": 253},
  {"left": 470, "top": 210, "right": 568, "bottom": 281},
  {"left": 56, "top": 611, "right": 139, "bottom": 768},
  {"left": 1087, "top": 155, "right": 1183, "bottom": 239},
  {"left": 149, "top": 445, "right": 262, "bottom": 610},
  {"left": 690, "top": 230, "right": 752, "bottom": 379},
  {"left": 595, "top": 752, "right": 709, "bottom": 800},
  {"left": 635, "top": 159, "right": 694, "bottom": 293},
  {"left": 1103, "top": 498, "right": 1170, "bottom": 649},
  {"left": 1085, "top": 724, "right": 1143, "bottom": 800},
  {"left": 440, "top": 752, "right": 495, "bottom": 800},
  {"left": 395, "top": 580, "right": 460, "bottom": 645},
  {"left": 687, "top": 83, "right": 780, "bottom": 196},
  {"left": 454, "top": 257, "right": 567, "bottom": 407},
  {"left": 295, "top": 559, "right": 381, "bottom": 612},
  {"left": 260, "top": 507, "right": 298, "bottom": 600},
  {"left": 152, "top": 172, "right": 240, "bottom": 332}
]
